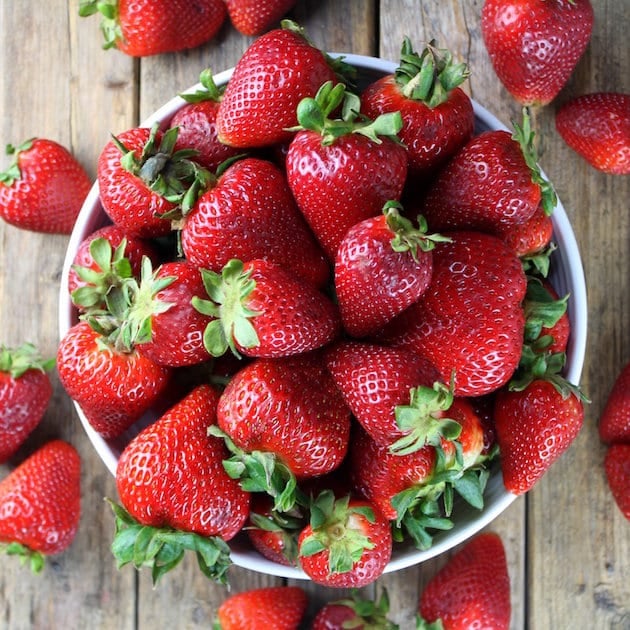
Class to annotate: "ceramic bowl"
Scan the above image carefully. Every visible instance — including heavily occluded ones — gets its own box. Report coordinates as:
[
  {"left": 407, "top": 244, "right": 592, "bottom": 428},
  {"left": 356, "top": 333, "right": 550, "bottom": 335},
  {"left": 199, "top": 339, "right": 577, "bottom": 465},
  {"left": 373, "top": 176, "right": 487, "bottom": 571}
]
[{"left": 58, "top": 53, "right": 587, "bottom": 578}]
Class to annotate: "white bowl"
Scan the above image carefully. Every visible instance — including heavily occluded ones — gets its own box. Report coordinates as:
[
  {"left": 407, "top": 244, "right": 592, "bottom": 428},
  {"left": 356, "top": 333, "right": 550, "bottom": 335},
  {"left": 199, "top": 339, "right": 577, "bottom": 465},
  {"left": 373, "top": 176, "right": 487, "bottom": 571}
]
[{"left": 58, "top": 54, "right": 587, "bottom": 578}]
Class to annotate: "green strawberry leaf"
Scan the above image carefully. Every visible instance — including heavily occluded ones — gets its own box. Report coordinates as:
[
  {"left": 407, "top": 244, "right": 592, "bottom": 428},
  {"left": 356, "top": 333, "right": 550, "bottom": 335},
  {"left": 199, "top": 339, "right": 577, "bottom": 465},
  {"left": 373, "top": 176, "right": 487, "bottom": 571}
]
[
  {"left": 0, "top": 342, "right": 55, "bottom": 377},
  {"left": 2, "top": 542, "right": 46, "bottom": 574}
]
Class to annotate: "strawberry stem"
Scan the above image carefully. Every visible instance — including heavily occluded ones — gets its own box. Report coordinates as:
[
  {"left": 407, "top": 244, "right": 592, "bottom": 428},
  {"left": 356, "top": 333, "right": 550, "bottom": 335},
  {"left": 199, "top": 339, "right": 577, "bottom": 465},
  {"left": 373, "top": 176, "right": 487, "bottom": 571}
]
[{"left": 0, "top": 342, "right": 55, "bottom": 377}]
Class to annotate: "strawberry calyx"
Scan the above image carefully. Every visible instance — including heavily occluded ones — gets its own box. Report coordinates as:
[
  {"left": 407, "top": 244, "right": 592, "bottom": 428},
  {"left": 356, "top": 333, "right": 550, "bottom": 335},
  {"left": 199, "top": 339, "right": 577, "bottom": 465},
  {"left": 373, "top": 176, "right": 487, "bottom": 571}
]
[
  {"left": 0, "top": 139, "right": 35, "bottom": 186},
  {"left": 329, "top": 588, "right": 399, "bottom": 629},
  {"left": 0, "top": 342, "right": 55, "bottom": 378},
  {"left": 179, "top": 68, "right": 223, "bottom": 104},
  {"left": 522, "top": 278, "right": 569, "bottom": 348},
  {"left": 416, "top": 616, "right": 446, "bottom": 630},
  {"left": 106, "top": 499, "right": 232, "bottom": 585},
  {"left": 1, "top": 541, "right": 46, "bottom": 574},
  {"left": 395, "top": 37, "right": 470, "bottom": 108},
  {"left": 520, "top": 242, "right": 556, "bottom": 278},
  {"left": 247, "top": 508, "right": 304, "bottom": 566},
  {"left": 78, "top": 0, "right": 122, "bottom": 50}
]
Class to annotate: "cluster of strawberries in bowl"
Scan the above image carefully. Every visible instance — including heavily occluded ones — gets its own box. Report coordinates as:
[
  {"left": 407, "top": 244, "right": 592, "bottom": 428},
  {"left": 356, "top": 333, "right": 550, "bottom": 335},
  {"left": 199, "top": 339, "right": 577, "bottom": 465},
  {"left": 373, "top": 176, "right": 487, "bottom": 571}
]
[{"left": 58, "top": 22, "right": 587, "bottom": 587}]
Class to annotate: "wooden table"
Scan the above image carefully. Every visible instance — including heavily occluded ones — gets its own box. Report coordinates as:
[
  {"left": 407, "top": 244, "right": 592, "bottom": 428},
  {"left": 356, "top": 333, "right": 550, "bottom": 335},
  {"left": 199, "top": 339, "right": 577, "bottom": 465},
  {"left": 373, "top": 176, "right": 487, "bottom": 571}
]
[{"left": 1, "top": 1, "right": 628, "bottom": 628}]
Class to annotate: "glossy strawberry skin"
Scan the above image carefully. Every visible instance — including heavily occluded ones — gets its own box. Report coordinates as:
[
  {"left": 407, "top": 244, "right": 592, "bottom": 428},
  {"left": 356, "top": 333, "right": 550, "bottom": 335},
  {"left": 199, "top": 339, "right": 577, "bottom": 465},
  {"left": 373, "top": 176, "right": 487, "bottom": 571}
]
[
  {"left": 0, "top": 440, "right": 81, "bottom": 555},
  {"left": 225, "top": 0, "right": 297, "bottom": 36},
  {"left": 418, "top": 532, "right": 511, "bottom": 630},
  {"left": 57, "top": 321, "right": 171, "bottom": 439},
  {"left": 216, "top": 26, "right": 337, "bottom": 148},
  {"left": 604, "top": 444, "right": 630, "bottom": 520},
  {"left": 599, "top": 361, "right": 630, "bottom": 445},
  {"left": 0, "top": 139, "right": 91, "bottom": 234},
  {"left": 286, "top": 131, "right": 408, "bottom": 260},
  {"left": 481, "top": 0, "right": 594, "bottom": 106},
  {"left": 556, "top": 93, "right": 630, "bottom": 175},
  {"left": 494, "top": 379, "right": 584, "bottom": 495},
  {"left": 496, "top": 203, "right": 553, "bottom": 258},
  {"left": 117, "top": 384, "right": 250, "bottom": 540}
]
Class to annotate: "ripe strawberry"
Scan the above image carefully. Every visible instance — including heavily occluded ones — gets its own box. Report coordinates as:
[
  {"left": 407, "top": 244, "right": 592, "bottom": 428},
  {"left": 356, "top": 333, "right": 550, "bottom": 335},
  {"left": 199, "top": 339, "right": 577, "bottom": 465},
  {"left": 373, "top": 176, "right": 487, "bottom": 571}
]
[
  {"left": 481, "top": 0, "right": 594, "bottom": 106},
  {"left": 604, "top": 444, "right": 630, "bottom": 521},
  {"left": 180, "top": 157, "right": 330, "bottom": 288},
  {"left": 78, "top": 0, "right": 227, "bottom": 57},
  {"left": 225, "top": 0, "right": 297, "bottom": 36},
  {"left": 112, "top": 384, "right": 249, "bottom": 584},
  {"left": 286, "top": 82, "right": 408, "bottom": 260},
  {"left": 312, "top": 589, "right": 398, "bottom": 630},
  {"left": 496, "top": 203, "right": 554, "bottom": 259},
  {"left": 417, "top": 532, "right": 511, "bottom": 630},
  {"left": 216, "top": 21, "right": 339, "bottom": 148},
  {"left": 556, "top": 93, "right": 630, "bottom": 175},
  {"left": 193, "top": 259, "right": 340, "bottom": 359},
  {"left": 298, "top": 491, "right": 393, "bottom": 588},
  {"left": 0, "top": 440, "right": 81, "bottom": 573},
  {"left": 0, "top": 138, "right": 91, "bottom": 234},
  {"left": 334, "top": 202, "right": 449, "bottom": 337},
  {"left": 599, "top": 360, "right": 630, "bottom": 445},
  {"left": 216, "top": 586, "right": 308, "bottom": 630},
  {"left": 361, "top": 37, "right": 474, "bottom": 179},
  {"left": 0, "top": 344, "right": 54, "bottom": 463}
]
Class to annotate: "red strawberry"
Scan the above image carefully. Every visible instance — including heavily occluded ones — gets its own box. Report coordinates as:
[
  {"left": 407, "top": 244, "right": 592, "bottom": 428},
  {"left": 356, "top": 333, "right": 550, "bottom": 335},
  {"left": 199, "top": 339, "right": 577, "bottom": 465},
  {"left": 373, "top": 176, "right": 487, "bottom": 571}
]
[
  {"left": 556, "top": 92, "right": 630, "bottom": 175},
  {"left": 0, "top": 344, "right": 54, "bottom": 463},
  {"left": 496, "top": 202, "right": 554, "bottom": 259},
  {"left": 604, "top": 444, "right": 630, "bottom": 520},
  {"left": 481, "top": 0, "right": 594, "bottom": 106},
  {"left": 334, "top": 202, "right": 449, "bottom": 337},
  {"left": 312, "top": 589, "right": 398, "bottom": 630},
  {"left": 417, "top": 532, "right": 511, "bottom": 630},
  {"left": 0, "top": 138, "right": 91, "bottom": 234},
  {"left": 180, "top": 157, "right": 330, "bottom": 288},
  {"left": 225, "top": 0, "right": 297, "bottom": 36},
  {"left": 361, "top": 37, "right": 474, "bottom": 180},
  {"left": 78, "top": 0, "right": 227, "bottom": 57},
  {"left": 216, "top": 21, "right": 338, "bottom": 148},
  {"left": 298, "top": 491, "right": 393, "bottom": 588},
  {"left": 0, "top": 440, "right": 81, "bottom": 572},
  {"left": 216, "top": 586, "right": 308, "bottom": 630},
  {"left": 286, "top": 82, "right": 408, "bottom": 260},
  {"left": 193, "top": 259, "right": 340, "bottom": 359},
  {"left": 599, "top": 361, "right": 630, "bottom": 445},
  {"left": 112, "top": 384, "right": 250, "bottom": 584}
]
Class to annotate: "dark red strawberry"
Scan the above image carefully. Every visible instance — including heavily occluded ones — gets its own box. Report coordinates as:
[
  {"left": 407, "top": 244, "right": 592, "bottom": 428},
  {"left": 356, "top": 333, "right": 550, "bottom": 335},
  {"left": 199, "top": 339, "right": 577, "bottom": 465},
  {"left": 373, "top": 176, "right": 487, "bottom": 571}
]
[
  {"left": 0, "top": 138, "right": 91, "bottom": 234},
  {"left": 604, "top": 444, "right": 630, "bottom": 521},
  {"left": 481, "top": 0, "right": 594, "bottom": 106},
  {"left": 417, "top": 532, "right": 511, "bottom": 630},
  {"left": 225, "top": 0, "right": 297, "bottom": 36},
  {"left": 496, "top": 202, "right": 554, "bottom": 259},
  {"left": 312, "top": 589, "right": 398, "bottom": 630},
  {"left": 556, "top": 92, "right": 630, "bottom": 175},
  {"left": 599, "top": 361, "right": 630, "bottom": 445}
]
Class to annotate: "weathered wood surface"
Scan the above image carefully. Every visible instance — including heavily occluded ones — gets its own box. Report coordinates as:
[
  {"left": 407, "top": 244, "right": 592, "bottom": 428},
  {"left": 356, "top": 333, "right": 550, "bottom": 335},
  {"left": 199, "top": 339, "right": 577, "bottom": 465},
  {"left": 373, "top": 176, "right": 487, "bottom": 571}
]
[{"left": 0, "top": 1, "right": 628, "bottom": 628}]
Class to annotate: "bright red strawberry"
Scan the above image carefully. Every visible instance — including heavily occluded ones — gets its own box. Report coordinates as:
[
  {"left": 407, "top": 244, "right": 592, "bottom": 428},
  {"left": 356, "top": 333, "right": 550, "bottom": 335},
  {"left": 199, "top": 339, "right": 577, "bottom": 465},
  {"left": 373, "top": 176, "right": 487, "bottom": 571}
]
[
  {"left": 334, "top": 202, "right": 448, "bottom": 337},
  {"left": 216, "top": 586, "right": 308, "bottom": 630},
  {"left": 79, "top": 0, "right": 227, "bottom": 57},
  {"left": 0, "top": 344, "right": 54, "bottom": 463},
  {"left": 496, "top": 202, "right": 554, "bottom": 259},
  {"left": 599, "top": 361, "right": 630, "bottom": 445},
  {"left": 556, "top": 92, "right": 630, "bottom": 175},
  {"left": 312, "top": 589, "right": 398, "bottom": 630},
  {"left": 193, "top": 259, "right": 340, "bottom": 359},
  {"left": 0, "top": 440, "right": 81, "bottom": 572},
  {"left": 286, "top": 82, "right": 408, "bottom": 260},
  {"left": 417, "top": 532, "right": 511, "bottom": 630},
  {"left": 481, "top": 0, "right": 594, "bottom": 106},
  {"left": 181, "top": 157, "right": 330, "bottom": 288},
  {"left": 361, "top": 37, "right": 474, "bottom": 180},
  {"left": 604, "top": 444, "right": 630, "bottom": 521},
  {"left": 298, "top": 491, "right": 392, "bottom": 588},
  {"left": 0, "top": 138, "right": 90, "bottom": 234},
  {"left": 225, "top": 0, "right": 297, "bottom": 36},
  {"left": 216, "top": 21, "right": 338, "bottom": 148}
]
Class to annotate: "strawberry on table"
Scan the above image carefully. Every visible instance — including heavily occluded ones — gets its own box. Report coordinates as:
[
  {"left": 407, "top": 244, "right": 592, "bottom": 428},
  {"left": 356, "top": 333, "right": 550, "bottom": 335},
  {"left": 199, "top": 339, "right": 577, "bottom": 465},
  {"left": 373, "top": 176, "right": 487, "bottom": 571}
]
[
  {"left": 599, "top": 360, "right": 630, "bottom": 445},
  {"left": 225, "top": 0, "right": 297, "bottom": 36},
  {"left": 556, "top": 93, "right": 630, "bottom": 175},
  {"left": 0, "top": 440, "right": 81, "bottom": 573},
  {"left": 312, "top": 589, "right": 398, "bottom": 630},
  {"left": 481, "top": 0, "right": 594, "bottom": 106},
  {"left": 0, "top": 138, "right": 91, "bottom": 234},
  {"left": 604, "top": 444, "right": 630, "bottom": 521}
]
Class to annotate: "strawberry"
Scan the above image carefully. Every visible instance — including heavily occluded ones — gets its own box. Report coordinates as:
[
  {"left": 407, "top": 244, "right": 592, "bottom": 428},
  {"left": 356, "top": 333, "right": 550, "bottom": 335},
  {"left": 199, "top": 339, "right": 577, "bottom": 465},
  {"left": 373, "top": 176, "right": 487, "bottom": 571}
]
[
  {"left": 298, "top": 491, "right": 393, "bottom": 588},
  {"left": 556, "top": 92, "right": 630, "bottom": 175},
  {"left": 599, "top": 360, "right": 630, "bottom": 445},
  {"left": 180, "top": 157, "right": 330, "bottom": 288},
  {"left": 496, "top": 202, "right": 554, "bottom": 259},
  {"left": 481, "top": 0, "right": 594, "bottom": 106},
  {"left": 111, "top": 385, "right": 249, "bottom": 584},
  {"left": 225, "top": 0, "right": 297, "bottom": 36},
  {"left": 215, "top": 586, "right": 308, "bottom": 630},
  {"left": 78, "top": 0, "right": 227, "bottom": 57},
  {"left": 0, "top": 440, "right": 81, "bottom": 573},
  {"left": 0, "top": 138, "right": 91, "bottom": 234},
  {"left": 312, "top": 589, "right": 398, "bottom": 630},
  {"left": 286, "top": 82, "right": 408, "bottom": 260},
  {"left": 361, "top": 37, "right": 474, "bottom": 180},
  {"left": 216, "top": 21, "right": 339, "bottom": 148},
  {"left": 417, "top": 532, "right": 511, "bottom": 630},
  {"left": 0, "top": 344, "right": 54, "bottom": 463},
  {"left": 334, "top": 202, "right": 449, "bottom": 337},
  {"left": 193, "top": 259, "right": 340, "bottom": 359},
  {"left": 604, "top": 444, "right": 630, "bottom": 521}
]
